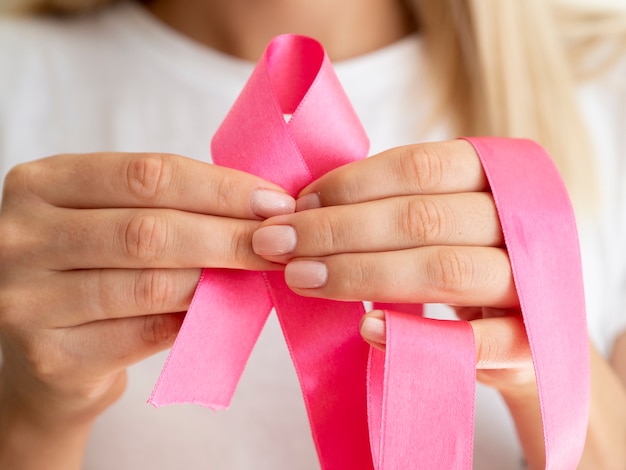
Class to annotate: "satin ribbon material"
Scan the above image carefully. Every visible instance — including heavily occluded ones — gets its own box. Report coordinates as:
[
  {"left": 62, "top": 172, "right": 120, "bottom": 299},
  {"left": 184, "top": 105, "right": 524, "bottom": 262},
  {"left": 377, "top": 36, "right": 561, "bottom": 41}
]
[
  {"left": 464, "top": 137, "right": 590, "bottom": 468},
  {"left": 150, "top": 35, "right": 590, "bottom": 469},
  {"left": 150, "top": 34, "right": 373, "bottom": 469},
  {"left": 368, "top": 314, "right": 476, "bottom": 469}
]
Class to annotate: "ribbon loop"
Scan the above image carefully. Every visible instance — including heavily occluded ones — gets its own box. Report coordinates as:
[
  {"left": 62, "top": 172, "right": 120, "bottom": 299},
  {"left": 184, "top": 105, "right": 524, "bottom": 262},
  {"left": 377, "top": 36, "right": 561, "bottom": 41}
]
[{"left": 210, "top": 34, "right": 368, "bottom": 196}]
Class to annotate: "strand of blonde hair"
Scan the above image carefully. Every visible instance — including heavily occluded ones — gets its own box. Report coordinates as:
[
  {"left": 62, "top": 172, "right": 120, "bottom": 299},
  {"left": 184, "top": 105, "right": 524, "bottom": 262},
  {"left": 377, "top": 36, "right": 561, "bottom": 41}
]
[{"left": 408, "top": 0, "right": 626, "bottom": 210}]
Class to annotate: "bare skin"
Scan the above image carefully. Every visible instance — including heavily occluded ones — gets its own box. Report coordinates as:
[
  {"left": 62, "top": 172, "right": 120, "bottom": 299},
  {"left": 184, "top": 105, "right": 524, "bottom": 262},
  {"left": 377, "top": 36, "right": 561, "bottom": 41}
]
[
  {"left": 0, "top": 1, "right": 625, "bottom": 469},
  {"left": 0, "top": 153, "right": 296, "bottom": 468},
  {"left": 143, "top": 0, "right": 416, "bottom": 61}
]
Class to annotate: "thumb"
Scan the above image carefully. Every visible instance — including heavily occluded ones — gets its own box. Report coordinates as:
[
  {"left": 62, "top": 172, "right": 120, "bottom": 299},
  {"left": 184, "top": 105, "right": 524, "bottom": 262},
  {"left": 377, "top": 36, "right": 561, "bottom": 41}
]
[
  {"left": 361, "top": 310, "right": 532, "bottom": 371},
  {"left": 360, "top": 310, "right": 386, "bottom": 351},
  {"left": 470, "top": 315, "right": 531, "bottom": 369}
]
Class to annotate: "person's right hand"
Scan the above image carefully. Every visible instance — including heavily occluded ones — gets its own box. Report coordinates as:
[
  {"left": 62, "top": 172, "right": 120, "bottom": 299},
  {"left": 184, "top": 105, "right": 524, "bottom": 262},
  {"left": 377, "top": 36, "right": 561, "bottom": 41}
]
[{"left": 0, "top": 152, "right": 295, "bottom": 427}]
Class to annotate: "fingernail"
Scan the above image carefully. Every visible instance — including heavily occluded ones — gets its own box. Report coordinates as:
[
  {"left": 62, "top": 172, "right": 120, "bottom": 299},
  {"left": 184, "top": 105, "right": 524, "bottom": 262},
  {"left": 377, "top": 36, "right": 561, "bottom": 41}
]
[
  {"left": 251, "top": 189, "right": 296, "bottom": 218},
  {"left": 252, "top": 226, "right": 297, "bottom": 256},
  {"left": 285, "top": 260, "right": 327, "bottom": 288},
  {"left": 296, "top": 193, "right": 321, "bottom": 211},
  {"left": 361, "top": 317, "right": 386, "bottom": 344}
]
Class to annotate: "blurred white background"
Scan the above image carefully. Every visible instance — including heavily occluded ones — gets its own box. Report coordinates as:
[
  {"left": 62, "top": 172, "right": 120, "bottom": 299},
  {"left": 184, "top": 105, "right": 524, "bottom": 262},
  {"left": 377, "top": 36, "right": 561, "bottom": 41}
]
[{"left": 558, "top": 0, "right": 626, "bottom": 9}]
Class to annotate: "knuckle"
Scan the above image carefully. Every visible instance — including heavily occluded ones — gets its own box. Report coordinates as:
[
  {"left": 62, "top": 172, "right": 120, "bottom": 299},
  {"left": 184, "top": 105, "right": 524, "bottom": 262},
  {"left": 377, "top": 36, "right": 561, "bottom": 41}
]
[
  {"left": 0, "top": 289, "right": 67, "bottom": 379},
  {"left": 341, "top": 257, "right": 373, "bottom": 295},
  {"left": 2, "top": 162, "right": 36, "bottom": 198},
  {"left": 142, "top": 314, "right": 176, "bottom": 345},
  {"left": 122, "top": 212, "right": 169, "bottom": 262},
  {"left": 134, "top": 269, "right": 176, "bottom": 313},
  {"left": 427, "top": 247, "right": 475, "bottom": 295},
  {"left": 0, "top": 217, "right": 26, "bottom": 265},
  {"left": 23, "top": 335, "right": 68, "bottom": 381},
  {"left": 324, "top": 171, "right": 364, "bottom": 205},
  {"left": 228, "top": 223, "right": 255, "bottom": 268},
  {"left": 400, "top": 145, "right": 444, "bottom": 193},
  {"left": 210, "top": 171, "right": 239, "bottom": 211},
  {"left": 125, "top": 154, "right": 172, "bottom": 203},
  {"left": 402, "top": 197, "right": 452, "bottom": 245},
  {"left": 308, "top": 214, "right": 342, "bottom": 254},
  {"left": 0, "top": 289, "right": 25, "bottom": 332}
]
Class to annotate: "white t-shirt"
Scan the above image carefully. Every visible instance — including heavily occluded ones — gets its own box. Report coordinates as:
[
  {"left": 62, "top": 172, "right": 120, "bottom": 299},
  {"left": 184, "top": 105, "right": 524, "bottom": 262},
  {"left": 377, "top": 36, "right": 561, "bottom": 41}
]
[{"left": 1, "top": 2, "right": 625, "bottom": 469}]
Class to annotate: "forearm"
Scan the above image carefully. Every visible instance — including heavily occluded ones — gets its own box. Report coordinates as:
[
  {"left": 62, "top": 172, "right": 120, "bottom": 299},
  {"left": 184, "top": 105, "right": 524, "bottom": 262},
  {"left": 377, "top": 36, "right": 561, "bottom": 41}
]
[
  {"left": 579, "top": 342, "right": 626, "bottom": 469},
  {"left": 0, "top": 412, "right": 91, "bottom": 470},
  {"left": 500, "top": 381, "right": 545, "bottom": 470},
  {"left": 501, "top": 342, "right": 626, "bottom": 470}
]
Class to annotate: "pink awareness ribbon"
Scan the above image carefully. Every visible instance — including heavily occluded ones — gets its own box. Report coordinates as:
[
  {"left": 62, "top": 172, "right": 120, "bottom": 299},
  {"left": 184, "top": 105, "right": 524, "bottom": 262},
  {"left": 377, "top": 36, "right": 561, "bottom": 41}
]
[
  {"left": 150, "top": 35, "right": 590, "bottom": 469},
  {"left": 368, "top": 137, "right": 590, "bottom": 469}
]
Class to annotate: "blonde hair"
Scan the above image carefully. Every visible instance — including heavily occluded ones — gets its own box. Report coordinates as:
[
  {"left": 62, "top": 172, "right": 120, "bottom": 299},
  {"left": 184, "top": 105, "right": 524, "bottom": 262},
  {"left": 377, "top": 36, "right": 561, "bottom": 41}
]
[
  {"left": 1, "top": 0, "right": 114, "bottom": 13},
  {"left": 408, "top": 0, "right": 626, "bottom": 209},
  {"left": 5, "top": 0, "right": 626, "bottom": 207}
]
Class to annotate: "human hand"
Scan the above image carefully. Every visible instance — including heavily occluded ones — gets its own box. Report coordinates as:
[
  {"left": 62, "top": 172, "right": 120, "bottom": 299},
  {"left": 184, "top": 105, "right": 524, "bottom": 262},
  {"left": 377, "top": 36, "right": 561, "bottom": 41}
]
[
  {"left": 0, "top": 152, "right": 295, "bottom": 426},
  {"left": 251, "top": 140, "right": 534, "bottom": 392}
]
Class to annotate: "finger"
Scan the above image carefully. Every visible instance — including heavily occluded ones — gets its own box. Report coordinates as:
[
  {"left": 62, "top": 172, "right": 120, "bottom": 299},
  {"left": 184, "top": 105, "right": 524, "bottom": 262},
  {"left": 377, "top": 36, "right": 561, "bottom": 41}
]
[
  {"left": 33, "top": 207, "right": 280, "bottom": 270},
  {"left": 284, "top": 246, "right": 517, "bottom": 308},
  {"left": 253, "top": 192, "right": 502, "bottom": 260},
  {"left": 59, "top": 312, "right": 186, "bottom": 377},
  {"left": 296, "top": 140, "right": 487, "bottom": 208},
  {"left": 470, "top": 315, "right": 531, "bottom": 369},
  {"left": 28, "top": 269, "right": 199, "bottom": 328},
  {"left": 359, "top": 312, "right": 531, "bottom": 370},
  {"left": 5, "top": 153, "right": 295, "bottom": 219},
  {"left": 360, "top": 310, "right": 386, "bottom": 350}
]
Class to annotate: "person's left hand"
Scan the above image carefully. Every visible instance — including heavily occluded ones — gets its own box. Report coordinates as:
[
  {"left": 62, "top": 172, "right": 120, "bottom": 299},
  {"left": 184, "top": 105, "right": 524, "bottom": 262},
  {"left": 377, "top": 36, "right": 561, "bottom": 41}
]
[{"left": 252, "top": 140, "right": 534, "bottom": 393}]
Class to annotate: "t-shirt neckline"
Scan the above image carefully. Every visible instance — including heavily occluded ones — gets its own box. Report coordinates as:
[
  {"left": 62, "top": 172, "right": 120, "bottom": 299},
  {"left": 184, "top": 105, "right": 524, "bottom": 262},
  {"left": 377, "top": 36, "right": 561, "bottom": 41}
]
[{"left": 102, "top": 0, "right": 424, "bottom": 92}]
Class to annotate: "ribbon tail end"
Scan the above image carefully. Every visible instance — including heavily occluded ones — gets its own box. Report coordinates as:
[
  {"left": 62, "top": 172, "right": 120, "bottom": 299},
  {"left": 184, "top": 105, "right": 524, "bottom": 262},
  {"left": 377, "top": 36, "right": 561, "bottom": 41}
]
[{"left": 147, "top": 395, "right": 230, "bottom": 411}]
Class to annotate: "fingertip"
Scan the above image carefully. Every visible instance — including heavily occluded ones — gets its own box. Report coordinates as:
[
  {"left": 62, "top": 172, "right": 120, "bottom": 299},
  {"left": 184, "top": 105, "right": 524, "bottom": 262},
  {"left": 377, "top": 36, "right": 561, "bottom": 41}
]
[
  {"left": 250, "top": 188, "right": 296, "bottom": 219},
  {"left": 360, "top": 311, "right": 386, "bottom": 347},
  {"left": 284, "top": 260, "right": 328, "bottom": 289}
]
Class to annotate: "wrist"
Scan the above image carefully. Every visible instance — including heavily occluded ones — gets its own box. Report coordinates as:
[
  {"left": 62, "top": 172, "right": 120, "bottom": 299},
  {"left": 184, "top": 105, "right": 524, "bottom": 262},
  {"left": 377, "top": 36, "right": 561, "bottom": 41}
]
[
  {"left": 0, "top": 366, "right": 124, "bottom": 469},
  {"left": 0, "top": 398, "right": 92, "bottom": 470}
]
